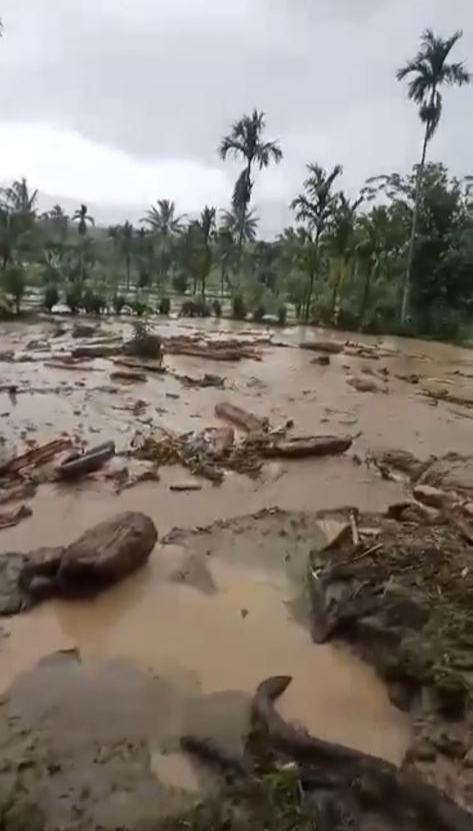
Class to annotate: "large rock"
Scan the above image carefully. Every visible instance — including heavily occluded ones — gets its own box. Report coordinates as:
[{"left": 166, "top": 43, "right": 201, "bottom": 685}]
[
  {"left": 20, "top": 512, "right": 158, "bottom": 601},
  {"left": 419, "top": 453, "right": 473, "bottom": 496}
]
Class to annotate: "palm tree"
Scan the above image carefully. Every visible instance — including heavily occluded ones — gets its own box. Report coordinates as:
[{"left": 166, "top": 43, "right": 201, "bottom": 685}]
[
  {"left": 397, "top": 29, "right": 470, "bottom": 323},
  {"left": 356, "top": 207, "right": 391, "bottom": 328},
  {"left": 42, "top": 204, "right": 69, "bottom": 239},
  {"left": 109, "top": 221, "right": 134, "bottom": 289},
  {"left": 221, "top": 207, "right": 259, "bottom": 244},
  {"left": 219, "top": 109, "right": 282, "bottom": 264},
  {"left": 326, "top": 194, "right": 363, "bottom": 320},
  {"left": 3, "top": 178, "right": 38, "bottom": 214},
  {"left": 199, "top": 206, "right": 216, "bottom": 297},
  {"left": 291, "top": 163, "right": 343, "bottom": 320},
  {"left": 142, "top": 199, "right": 184, "bottom": 236},
  {"left": 72, "top": 204, "right": 94, "bottom": 236}
]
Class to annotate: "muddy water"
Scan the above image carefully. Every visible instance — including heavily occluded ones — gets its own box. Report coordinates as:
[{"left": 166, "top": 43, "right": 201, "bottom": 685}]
[{"left": 1, "top": 318, "right": 473, "bottom": 801}]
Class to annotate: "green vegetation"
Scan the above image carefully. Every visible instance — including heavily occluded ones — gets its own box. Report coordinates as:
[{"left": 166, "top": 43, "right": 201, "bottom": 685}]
[{"left": 0, "top": 29, "right": 470, "bottom": 341}]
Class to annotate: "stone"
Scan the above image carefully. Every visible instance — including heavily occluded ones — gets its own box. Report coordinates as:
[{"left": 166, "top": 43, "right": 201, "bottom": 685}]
[{"left": 413, "top": 484, "right": 448, "bottom": 510}]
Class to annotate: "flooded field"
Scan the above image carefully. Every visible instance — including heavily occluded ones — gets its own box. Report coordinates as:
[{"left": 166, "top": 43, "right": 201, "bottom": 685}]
[{"left": 0, "top": 316, "right": 472, "bottom": 828}]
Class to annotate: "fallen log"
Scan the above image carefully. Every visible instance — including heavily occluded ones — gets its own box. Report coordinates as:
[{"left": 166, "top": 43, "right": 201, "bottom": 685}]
[
  {"left": 215, "top": 402, "right": 269, "bottom": 434},
  {"left": 113, "top": 357, "right": 166, "bottom": 375},
  {"left": 254, "top": 676, "right": 473, "bottom": 831},
  {"left": 299, "top": 340, "right": 345, "bottom": 354},
  {"left": 0, "top": 438, "right": 72, "bottom": 476},
  {"left": 71, "top": 344, "right": 121, "bottom": 359},
  {"left": 263, "top": 435, "right": 353, "bottom": 459},
  {"left": 57, "top": 441, "right": 115, "bottom": 480},
  {"left": 110, "top": 369, "right": 147, "bottom": 383},
  {"left": 44, "top": 361, "right": 99, "bottom": 372}
]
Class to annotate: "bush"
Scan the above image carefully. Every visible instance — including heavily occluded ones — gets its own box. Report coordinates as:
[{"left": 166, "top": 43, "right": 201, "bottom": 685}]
[
  {"left": 125, "top": 321, "right": 162, "bottom": 359},
  {"left": 253, "top": 303, "right": 266, "bottom": 322},
  {"left": 112, "top": 294, "right": 126, "bottom": 315},
  {"left": 212, "top": 299, "right": 222, "bottom": 318},
  {"left": 2, "top": 264, "right": 26, "bottom": 315},
  {"left": 43, "top": 285, "right": 59, "bottom": 313},
  {"left": 277, "top": 304, "right": 287, "bottom": 326},
  {"left": 180, "top": 299, "right": 210, "bottom": 317},
  {"left": 65, "top": 283, "right": 82, "bottom": 314},
  {"left": 130, "top": 299, "right": 148, "bottom": 316},
  {"left": 81, "top": 288, "right": 106, "bottom": 315},
  {"left": 231, "top": 294, "right": 247, "bottom": 320},
  {"left": 159, "top": 296, "right": 171, "bottom": 315}
]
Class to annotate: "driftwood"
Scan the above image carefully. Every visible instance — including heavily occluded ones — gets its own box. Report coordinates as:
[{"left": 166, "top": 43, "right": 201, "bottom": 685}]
[
  {"left": 254, "top": 676, "right": 473, "bottom": 831},
  {"left": 263, "top": 435, "right": 352, "bottom": 459},
  {"left": 19, "top": 511, "right": 157, "bottom": 600},
  {"left": 110, "top": 369, "right": 147, "bottom": 383},
  {"left": 57, "top": 441, "right": 115, "bottom": 480},
  {"left": 113, "top": 357, "right": 166, "bottom": 375},
  {"left": 71, "top": 344, "right": 121, "bottom": 359},
  {"left": 0, "top": 504, "right": 32, "bottom": 530},
  {"left": 163, "top": 336, "right": 261, "bottom": 362},
  {"left": 215, "top": 402, "right": 269, "bottom": 434},
  {"left": 347, "top": 375, "right": 388, "bottom": 394},
  {"left": 0, "top": 438, "right": 72, "bottom": 476},
  {"left": 300, "top": 340, "right": 345, "bottom": 354}
]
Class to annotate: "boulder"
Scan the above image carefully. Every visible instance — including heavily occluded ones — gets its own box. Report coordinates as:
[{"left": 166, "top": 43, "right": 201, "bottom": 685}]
[
  {"left": 20, "top": 513, "right": 157, "bottom": 601},
  {"left": 413, "top": 484, "right": 448, "bottom": 510}
]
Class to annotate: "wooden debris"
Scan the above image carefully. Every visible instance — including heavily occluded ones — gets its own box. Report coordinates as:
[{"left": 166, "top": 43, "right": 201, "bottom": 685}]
[
  {"left": 347, "top": 375, "right": 388, "bottom": 394},
  {"left": 0, "top": 438, "right": 72, "bottom": 476},
  {"left": 114, "top": 357, "right": 166, "bottom": 375},
  {"left": 0, "top": 504, "right": 32, "bottom": 530},
  {"left": 215, "top": 402, "right": 269, "bottom": 434},
  {"left": 57, "top": 441, "right": 115, "bottom": 480},
  {"left": 110, "top": 369, "right": 147, "bottom": 383},
  {"left": 263, "top": 434, "right": 353, "bottom": 459},
  {"left": 170, "top": 482, "right": 203, "bottom": 492},
  {"left": 71, "top": 344, "right": 121, "bottom": 359},
  {"left": 0, "top": 482, "right": 36, "bottom": 505},
  {"left": 299, "top": 340, "right": 344, "bottom": 354}
]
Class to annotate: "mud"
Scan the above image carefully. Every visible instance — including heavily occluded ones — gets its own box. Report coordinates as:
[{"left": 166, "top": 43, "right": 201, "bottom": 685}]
[{"left": 0, "top": 317, "right": 473, "bottom": 828}]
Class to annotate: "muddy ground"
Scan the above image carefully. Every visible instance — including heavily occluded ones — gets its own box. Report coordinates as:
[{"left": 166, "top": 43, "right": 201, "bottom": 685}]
[{"left": 0, "top": 316, "right": 473, "bottom": 829}]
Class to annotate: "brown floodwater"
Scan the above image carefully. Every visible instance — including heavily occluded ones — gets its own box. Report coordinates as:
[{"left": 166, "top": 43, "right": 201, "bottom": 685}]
[{"left": 1, "top": 317, "right": 472, "bottom": 791}]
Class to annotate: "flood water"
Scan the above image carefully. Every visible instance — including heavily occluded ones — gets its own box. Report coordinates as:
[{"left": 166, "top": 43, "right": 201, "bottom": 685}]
[{"left": 1, "top": 316, "right": 472, "bottom": 800}]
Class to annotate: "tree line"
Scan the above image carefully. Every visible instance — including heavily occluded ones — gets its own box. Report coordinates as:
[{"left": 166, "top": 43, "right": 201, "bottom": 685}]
[{"left": 0, "top": 27, "right": 472, "bottom": 339}]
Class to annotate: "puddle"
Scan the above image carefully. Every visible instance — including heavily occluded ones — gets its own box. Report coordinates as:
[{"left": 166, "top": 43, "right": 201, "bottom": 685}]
[{"left": 2, "top": 534, "right": 409, "bottom": 767}]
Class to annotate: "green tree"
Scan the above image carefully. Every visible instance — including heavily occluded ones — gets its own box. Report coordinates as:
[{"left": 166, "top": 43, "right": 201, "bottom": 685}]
[
  {"left": 2, "top": 264, "right": 25, "bottom": 314},
  {"left": 397, "top": 29, "right": 470, "bottom": 323},
  {"left": 326, "top": 194, "right": 363, "bottom": 320},
  {"left": 291, "top": 163, "right": 343, "bottom": 320},
  {"left": 142, "top": 200, "right": 184, "bottom": 286},
  {"left": 108, "top": 221, "right": 134, "bottom": 290},
  {"left": 72, "top": 204, "right": 94, "bottom": 236},
  {"left": 219, "top": 110, "right": 282, "bottom": 267}
]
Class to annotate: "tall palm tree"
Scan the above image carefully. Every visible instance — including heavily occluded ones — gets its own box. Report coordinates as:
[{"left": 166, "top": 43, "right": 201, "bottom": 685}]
[
  {"left": 327, "top": 193, "right": 363, "bottom": 320},
  {"left": 109, "top": 221, "right": 134, "bottom": 289},
  {"left": 397, "top": 29, "right": 470, "bottom": 323},
  {"left": 142, "top": 199, "right": 184, "bottom": 236},
  {"left": 218, "top": 109, "right": 282, "bottom": 264},
  {"left": 291, "top": 163, "right": 343, "bottom": 320},
  {"left": 221, "top": 207, "right": 259, "bottom": 244},
  {"left": 72, "top": 204, "right": 94, "bottom": 236},
  {"left": 3, "top": 178, "right": 38, "bottom": 214},
  {"left": 199, "top": 206, "right": 216, "bottom": 297}
]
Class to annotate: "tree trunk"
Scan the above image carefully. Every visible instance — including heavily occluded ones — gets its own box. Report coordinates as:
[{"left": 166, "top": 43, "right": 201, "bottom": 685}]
[
  {"left": 304, "top": 235, "right": 319, "bottom": 322},
  {"left": 400, "top": 123, "right": 429, "bottom": 324},
  {"left": 359, "top": 265, "right": 373, "bottom": 330},
  {"left": 125, "top": 253, "right": 131, "bottom": 291}
]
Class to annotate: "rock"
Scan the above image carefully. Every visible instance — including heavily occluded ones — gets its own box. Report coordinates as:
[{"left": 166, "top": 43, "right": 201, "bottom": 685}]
[
  {"left": 347, "top": 375, "right": 388, "bottom": 394},
  {"left": 386, "top": 501, "right": 436, "bottom": 523},
  {"left": 0, "top": 551, "right": 30, "bottom": 615},
  {"left": 419, "top": 453, "right": 473, "bottom": 495},
  {"left": 311, "top": 355, "right": 330, "bottom": 366},
  {"left": 413, "top": 484, "right": 448, "bottom": 510},
  {"left": 71, "top": 323, "right": 98, "bottom": 339},
  {"left": 368, "top": 449, "right": 432, "bottom": 482},
  {"left": 20, "top": 513, "right": 157, "bottom": 600}
]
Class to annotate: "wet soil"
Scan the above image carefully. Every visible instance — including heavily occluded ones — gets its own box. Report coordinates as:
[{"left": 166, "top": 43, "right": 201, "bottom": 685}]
[{"left": 0, "top": 317, "right": 473, "bottom": 828}]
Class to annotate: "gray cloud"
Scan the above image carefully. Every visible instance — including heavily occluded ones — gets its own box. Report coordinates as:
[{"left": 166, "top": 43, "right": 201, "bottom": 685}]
[{"left": 0, "top": 0, "right": 472, "bottom": 233}]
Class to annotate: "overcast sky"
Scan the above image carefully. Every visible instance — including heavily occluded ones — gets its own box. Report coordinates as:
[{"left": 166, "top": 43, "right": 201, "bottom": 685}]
[{"left": 0, "top": 0, "right": 472, "bottom": 233}]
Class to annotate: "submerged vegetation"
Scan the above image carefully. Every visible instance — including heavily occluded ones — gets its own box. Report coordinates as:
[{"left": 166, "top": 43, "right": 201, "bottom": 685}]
[{"left": 0, "top": 29, "right": 471, "bottom": 341}]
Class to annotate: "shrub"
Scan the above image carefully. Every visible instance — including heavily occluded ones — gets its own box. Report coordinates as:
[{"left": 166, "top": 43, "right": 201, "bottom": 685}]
[
  {"left": 231, "top": 294, "right": 247, "bottom": 320},
  {"left": 43, "top": 285, "right": 59, "bottom": 313},
  {"left": 253, "top": 303, "right": 266, "bottom": 322},
  {"left": 82, "top": 288, "right": 106, "bottom": 315},
  {"left": 65, "top": 283, "right": 82, "bottom": 314},
  {"left": 130, "top": 299, "right": 148, "bottom": 316},
  {"left": 277, "top": 304, "right": 287, "bottom": 326},
  {"left": 159, "top": 296, "right": 171, "bottom": 315},
  {"left": 112, "top": 294, "right": 126, "bottom": 315},
  {"left": 125, "top": 321, "right": 162, "bottom": 359},
  {"left": 2, "top": 264, "right": 26, "bottom": 315},
  {"left": 180, "top": 299, "right": 210, "bottom": 317},
  {"left": 212, "top": 299, "right": 222, "bottom": 318}
]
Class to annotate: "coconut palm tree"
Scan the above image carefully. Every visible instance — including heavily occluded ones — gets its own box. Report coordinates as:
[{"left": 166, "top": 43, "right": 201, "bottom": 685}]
[
  {"left": 326, "top": 193, "right": 363, "bottom": 321},
  {"left": 397, "top": 29, "right": 471, "bottom": 323},
  {"left": 3, "top": 178, "right": 38, "bottom": 214},
  {"left": 142, "top": 200, "right": 184, "bottom": 236},
  {"left": 72, "top": 204, "right": 94, "bottom": 236},
  {"left": 108, "top": 221, "right": 134, "bottom": 289},
  {"left": 218, "top": 109, "right": 282, "bottom": 264},
  {"left": 291, "top": 163, "right": 343, "bottom": 320}
]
